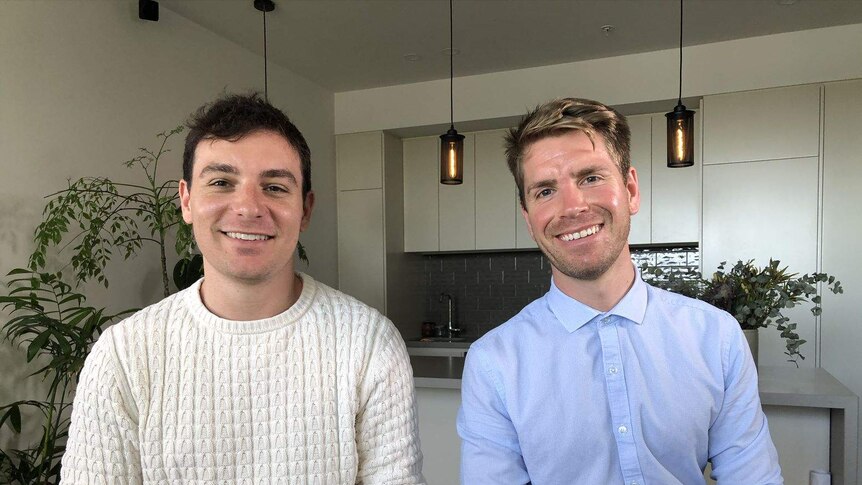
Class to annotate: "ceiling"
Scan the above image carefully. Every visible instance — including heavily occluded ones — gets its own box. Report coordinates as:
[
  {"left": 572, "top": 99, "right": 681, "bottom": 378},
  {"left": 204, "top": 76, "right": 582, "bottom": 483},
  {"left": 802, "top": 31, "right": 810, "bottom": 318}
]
[{"left": 160, "top": 0, "right": 862, "bottom": 93}]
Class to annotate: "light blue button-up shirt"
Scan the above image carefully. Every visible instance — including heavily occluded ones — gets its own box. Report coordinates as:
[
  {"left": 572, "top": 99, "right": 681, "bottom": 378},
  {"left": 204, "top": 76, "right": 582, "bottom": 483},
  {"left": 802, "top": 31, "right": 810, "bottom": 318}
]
[{"left": 457, "top": 272, "right": 782, "bottom": 484}]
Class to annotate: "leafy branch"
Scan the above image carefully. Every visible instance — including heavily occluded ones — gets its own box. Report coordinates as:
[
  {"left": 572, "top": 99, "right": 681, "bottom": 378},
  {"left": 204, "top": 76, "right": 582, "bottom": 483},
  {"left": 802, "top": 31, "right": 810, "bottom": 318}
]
[
  {"left": 642, "top": 259, "right": 843, "bottom": 365},
  {"left": 29, "top": 126, "right": 194, "bottom": 298}
]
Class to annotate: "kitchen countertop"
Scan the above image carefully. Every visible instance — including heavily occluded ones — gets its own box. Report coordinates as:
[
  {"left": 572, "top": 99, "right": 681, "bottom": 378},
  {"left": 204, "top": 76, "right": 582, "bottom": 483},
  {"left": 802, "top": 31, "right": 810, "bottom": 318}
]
[{"left": 406, "top": 339, "right": 473, "bottom": 349}]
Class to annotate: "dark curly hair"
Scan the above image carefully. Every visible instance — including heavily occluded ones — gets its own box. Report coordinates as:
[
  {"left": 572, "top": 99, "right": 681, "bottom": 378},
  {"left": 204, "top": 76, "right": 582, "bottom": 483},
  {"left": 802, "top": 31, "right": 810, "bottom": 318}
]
[{"left": 183, "top": 93, "right": 311, "bottom": 197}]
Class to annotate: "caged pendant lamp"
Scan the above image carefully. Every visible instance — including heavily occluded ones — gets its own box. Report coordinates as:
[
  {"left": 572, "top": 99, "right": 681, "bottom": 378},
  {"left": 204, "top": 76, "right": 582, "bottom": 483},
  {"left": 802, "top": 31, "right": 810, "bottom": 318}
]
[
  {"left": 254, "top": 0, "right": 275, "bottom": 101},
  {"left": 666, "top": 0, "right": 695, "bottom": 168},
  {"left": 440, "top": 0, "right": 464, "bottom": 185}
]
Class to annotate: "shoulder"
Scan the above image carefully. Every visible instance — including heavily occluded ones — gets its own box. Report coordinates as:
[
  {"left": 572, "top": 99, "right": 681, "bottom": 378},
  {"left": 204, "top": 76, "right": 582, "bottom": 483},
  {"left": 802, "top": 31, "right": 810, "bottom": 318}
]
[
  {"left": 469, "top": 297, "right": 549, "bottom": 364},
  {"left": 304, "top": 274, "right": 403, "bottom": 348},
  {"left": 645, "top": 282, "right": 738, "bottom": 326},
  {"left": 108, "top": 285, "right": 192, "bottom": 339}
]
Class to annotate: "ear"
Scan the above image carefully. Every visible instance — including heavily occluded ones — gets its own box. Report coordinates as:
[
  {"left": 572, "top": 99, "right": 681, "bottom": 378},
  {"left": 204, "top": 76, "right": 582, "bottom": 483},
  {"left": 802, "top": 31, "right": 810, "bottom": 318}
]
[
  {"left": 179, "top": 179, "right": 193, "bottom": 224},
  {"left": 300, "top": 190, "right": 315, "bottom": 232},
  {"left": 625, "top": 167, "right": 640, "bottom": 216}
]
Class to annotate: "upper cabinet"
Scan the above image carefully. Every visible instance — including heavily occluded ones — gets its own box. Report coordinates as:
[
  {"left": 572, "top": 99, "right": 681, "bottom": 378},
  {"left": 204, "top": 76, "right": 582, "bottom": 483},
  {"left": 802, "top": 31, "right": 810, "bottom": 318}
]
[
  {"left": 403, "top": 129, "right": 531, "bottom": 252},
  {"left": 702, "top": 84, "right": 820, "bottom": 164},
  {"left": 404, "top": 117, "right": 702, "bottom": 252},
  {"left": 439, "top": 135, "right": 476, "bottom": 251},
  {"left": 403, "top": 136, "right": 440, "bottom": 252},
  {"left": 650, "top": 110, "right": 701, "bottom": 244},
  {"left": 628, "top": 111, "right": 701, "bottom": 245},
  {"left": 628, "top": 115, "right": 653, "bottom": 245}
]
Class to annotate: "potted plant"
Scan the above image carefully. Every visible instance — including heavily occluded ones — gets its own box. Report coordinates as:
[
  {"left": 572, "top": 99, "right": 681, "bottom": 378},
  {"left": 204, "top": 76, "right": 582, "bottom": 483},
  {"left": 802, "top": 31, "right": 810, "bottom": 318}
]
[
  {"left": 0, "top": 128, "right": 195, "bottom": 484},
  {"left": 641, "top": 259, "right": 843, "bottom": 366}
]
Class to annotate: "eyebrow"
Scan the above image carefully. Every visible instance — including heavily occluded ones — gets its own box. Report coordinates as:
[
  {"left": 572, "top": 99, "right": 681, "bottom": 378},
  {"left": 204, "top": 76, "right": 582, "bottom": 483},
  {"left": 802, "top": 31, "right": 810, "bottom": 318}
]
[
  {"left": 199, "top": 163, "right": 238, "bottom": 177},
  {"left": 260, "top": 169, "right": 298, "bottom": 186},
  {"left": 524, "top": 164, "right": 611, "bottom": 194},
  {"left": 198, "top": 164, "right": 298, "bottom": 185}
]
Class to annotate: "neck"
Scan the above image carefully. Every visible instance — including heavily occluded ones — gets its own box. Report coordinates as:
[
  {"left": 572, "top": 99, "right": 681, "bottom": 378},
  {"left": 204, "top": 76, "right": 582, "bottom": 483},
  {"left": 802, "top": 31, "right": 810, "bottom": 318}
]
[
  {"left": 199, "top": 271, "right": 303, "bottom": 321},
  {"left": 552, "top": 254, "right": 636, "bottom": 312}
]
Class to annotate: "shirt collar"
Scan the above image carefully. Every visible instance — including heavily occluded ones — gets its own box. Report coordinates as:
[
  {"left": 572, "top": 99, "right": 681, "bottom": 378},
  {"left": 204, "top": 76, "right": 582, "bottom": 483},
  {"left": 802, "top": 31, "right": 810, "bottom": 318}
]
[{"left": 547, "top": 267, "right": 648, "bottom": 333}]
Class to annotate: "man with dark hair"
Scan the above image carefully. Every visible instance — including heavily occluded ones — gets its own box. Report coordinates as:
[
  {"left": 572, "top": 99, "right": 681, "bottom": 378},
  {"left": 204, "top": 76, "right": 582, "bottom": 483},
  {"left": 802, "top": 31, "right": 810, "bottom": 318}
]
[
  {"left": 62, "top": 93, "right": 425, "bottom": 484},
  {"left": 457, "top": 97, "right": 782, "bottom": 484}
]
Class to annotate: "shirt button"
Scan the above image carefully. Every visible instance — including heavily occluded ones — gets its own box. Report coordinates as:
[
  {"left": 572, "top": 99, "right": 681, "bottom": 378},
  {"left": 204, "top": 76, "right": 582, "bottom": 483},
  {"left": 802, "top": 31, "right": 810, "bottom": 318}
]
[
  {"left": 618, "top": 425, "right": 628, "bottom": 434},
  {"left": 631, "top": 482, "right": 639, "bottom": 485},
  {"left": 602, "top": 317, "right": 611, "bottom": 325},
  {"left": 609, "top": 366, "right": 619, "bottom": 375}
]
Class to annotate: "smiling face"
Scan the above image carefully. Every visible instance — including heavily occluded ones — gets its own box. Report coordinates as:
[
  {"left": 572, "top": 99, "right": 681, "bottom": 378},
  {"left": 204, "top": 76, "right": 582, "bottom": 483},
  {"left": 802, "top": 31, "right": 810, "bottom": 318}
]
[
  {"left": 179, "top": 130, "right": 314, "bottom": 288},
  {"left": 521, "top": 130, "right": 639, "bottom": 287}
]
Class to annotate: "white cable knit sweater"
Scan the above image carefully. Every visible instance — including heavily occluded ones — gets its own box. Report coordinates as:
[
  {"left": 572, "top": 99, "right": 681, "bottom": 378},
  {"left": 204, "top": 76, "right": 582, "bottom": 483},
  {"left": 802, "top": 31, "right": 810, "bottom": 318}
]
[{"left": 60, "top": 273, "right": 424, "bottom": 484}]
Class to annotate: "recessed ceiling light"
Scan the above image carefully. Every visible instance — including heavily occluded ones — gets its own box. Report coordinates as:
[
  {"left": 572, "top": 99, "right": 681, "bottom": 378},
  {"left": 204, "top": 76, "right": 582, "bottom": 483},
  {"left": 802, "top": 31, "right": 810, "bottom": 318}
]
[
  {"left": 404, "top": 53, "right": 422, "bottom": 62},
  {"left": 601, "top": 25, "right": 615, "bottom": 36},
  {"left": 442, "top": 47, "right": 461, "bottom": 56},
  {"left": 775, "top": 0, "right": 798, "bottom": 5}
]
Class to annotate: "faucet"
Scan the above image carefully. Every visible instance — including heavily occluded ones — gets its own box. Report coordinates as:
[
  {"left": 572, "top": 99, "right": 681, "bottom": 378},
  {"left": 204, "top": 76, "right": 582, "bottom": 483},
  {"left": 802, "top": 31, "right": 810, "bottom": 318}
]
[{"left": 439, "top": 292, "right": 461, "bottom": 336}]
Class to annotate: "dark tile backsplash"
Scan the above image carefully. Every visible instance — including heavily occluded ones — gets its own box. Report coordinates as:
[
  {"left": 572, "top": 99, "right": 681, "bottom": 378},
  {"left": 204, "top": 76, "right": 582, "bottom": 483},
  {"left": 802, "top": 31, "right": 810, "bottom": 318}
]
[{"left": 421, "top": 246, "right": 698, "bottom": 339}]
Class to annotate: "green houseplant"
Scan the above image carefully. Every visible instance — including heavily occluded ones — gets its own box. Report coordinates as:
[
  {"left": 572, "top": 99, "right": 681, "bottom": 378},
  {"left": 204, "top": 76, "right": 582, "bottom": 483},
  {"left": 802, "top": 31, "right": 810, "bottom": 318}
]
[
  {"left": 641, "top": 259, "right": 843, "bottom": 366},
  {"left": 0, "top": 128, "right": 196, "bottom": 484}
]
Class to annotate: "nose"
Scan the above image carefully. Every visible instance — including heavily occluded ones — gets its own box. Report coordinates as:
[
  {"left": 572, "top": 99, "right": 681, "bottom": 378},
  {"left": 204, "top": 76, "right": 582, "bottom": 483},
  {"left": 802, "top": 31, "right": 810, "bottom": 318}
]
[
  {"left": 232, "top": 184, "right": 264, "bottom": 218},
  {"left": 558, "top": 182, "right": 588, "bottom": 217}
]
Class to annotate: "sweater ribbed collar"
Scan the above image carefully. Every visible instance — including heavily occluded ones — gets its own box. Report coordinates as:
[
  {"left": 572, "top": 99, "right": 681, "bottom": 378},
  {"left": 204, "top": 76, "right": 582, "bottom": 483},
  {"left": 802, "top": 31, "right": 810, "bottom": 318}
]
[{"left": 183, "top": 272, "right": 318, "bottom": 334}]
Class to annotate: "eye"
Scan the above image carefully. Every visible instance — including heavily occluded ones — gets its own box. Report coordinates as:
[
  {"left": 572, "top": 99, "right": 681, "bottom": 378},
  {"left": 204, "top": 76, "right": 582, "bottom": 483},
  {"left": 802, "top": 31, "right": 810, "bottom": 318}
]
[
  {"left": 264, "top": 184, "right": 289, "bottom": 193},
  {"left": 582, "top": 175, "right": 602, "bottom": 185},
  {"left": 209, "top": 179, "right": 230, "bottom": 187},
  {"left": 535, "top": 188, "right": 554, "bottom": 199}
]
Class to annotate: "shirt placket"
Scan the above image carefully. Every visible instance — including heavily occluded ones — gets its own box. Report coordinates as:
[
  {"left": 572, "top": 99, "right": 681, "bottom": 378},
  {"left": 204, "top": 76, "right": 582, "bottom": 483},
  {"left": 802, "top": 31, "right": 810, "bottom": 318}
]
[{"left": 597, "top": 315, "right": 645, "bottom": 485}]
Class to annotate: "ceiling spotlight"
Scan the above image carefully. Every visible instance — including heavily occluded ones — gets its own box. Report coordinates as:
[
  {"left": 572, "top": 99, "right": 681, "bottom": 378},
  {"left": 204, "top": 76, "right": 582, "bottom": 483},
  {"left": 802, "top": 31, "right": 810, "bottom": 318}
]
[
  {"left": 404, "top": 53, "right": 422, "bottom": 62},
  {"left": 601, "top": 25, "right": 615, "bottom": 36}
]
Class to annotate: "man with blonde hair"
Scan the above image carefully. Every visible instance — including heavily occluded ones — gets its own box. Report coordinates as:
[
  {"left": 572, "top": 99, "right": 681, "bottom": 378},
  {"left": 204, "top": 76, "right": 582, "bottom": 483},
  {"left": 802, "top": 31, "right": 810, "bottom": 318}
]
[{"left": 457, "top": 97, "right": 782, "bottom": 484}]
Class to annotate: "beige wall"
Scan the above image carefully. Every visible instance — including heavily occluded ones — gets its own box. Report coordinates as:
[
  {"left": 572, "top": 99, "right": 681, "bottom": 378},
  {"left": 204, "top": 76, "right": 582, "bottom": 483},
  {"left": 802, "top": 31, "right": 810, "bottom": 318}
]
[{"left": 0, "top": 0, "right": 335, "bottom": 449}]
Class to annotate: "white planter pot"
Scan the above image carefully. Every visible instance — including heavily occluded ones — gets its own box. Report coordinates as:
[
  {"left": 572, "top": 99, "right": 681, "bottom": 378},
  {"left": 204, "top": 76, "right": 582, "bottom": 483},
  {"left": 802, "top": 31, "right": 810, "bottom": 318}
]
[{"left": 743, "top": 328, "right": 759, "bottom": 366}]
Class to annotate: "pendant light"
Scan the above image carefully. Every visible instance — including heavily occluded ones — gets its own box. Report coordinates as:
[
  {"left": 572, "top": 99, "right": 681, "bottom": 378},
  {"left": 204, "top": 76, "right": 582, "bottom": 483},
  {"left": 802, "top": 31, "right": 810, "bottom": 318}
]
[
  {"left": 440, "top": 0, "right": 464, "bottom": 185},
  {"left": 253, "top": 0, "right": 275, "bottom": 101},
  {"left": 666, "top": 0, "right": 695, "bottom": 168}
]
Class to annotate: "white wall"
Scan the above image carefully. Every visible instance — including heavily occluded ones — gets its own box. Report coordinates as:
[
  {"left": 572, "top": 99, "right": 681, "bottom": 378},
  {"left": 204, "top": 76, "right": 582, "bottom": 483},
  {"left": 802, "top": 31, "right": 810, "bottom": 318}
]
[
  {"left": 0, "top": 0, "right": 335, "bottom": 449},
  {"left": 335, "top": 23, "right": 862, "bottom": 134}
]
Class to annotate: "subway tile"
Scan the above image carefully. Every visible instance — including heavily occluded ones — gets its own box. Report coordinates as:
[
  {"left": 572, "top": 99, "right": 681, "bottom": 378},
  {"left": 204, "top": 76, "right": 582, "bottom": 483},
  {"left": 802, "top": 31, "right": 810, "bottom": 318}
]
[
  {"left": 466, "top": 255, "right": 492, "bottom": 273},
  {"left": 514, "top": 253, "right": 543, "bottom": 271},
  {"left": 442, "top": 256, "right": 468, "bottom": 273},
  {"left": 489, "top": 254, "right": 516, "bottom": 272}
]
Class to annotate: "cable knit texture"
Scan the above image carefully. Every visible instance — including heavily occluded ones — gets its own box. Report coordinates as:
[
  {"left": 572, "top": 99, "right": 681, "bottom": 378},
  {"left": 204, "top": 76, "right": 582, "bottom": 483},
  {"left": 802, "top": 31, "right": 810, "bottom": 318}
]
[{"left": 60, "top": 273, "right": 424, "bottom": 484}]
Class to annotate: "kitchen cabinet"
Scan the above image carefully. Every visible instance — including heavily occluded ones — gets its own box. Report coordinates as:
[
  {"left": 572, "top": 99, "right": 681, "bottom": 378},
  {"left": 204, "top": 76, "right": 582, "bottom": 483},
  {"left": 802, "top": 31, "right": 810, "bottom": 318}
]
[
  {"left": 439, "top": 135, "right": 476, "bottom": 251},
  {"left": 475, "top": 130, "right": 516, "bottom": 250},
  {"left": 650, "top": 111, "right": 701, "bottom": 244},
  {"left": 628, "top": 115, "right": 652, "bottom": 244},
  {"left": 404, "top": 130, "right": 531, "bottom": 252},
  {"left": 337, "top": 188, "right": 384, "bottom": 311},
  {"left": 703, "top": 84, "right": 820, "bottom": 164},
  {"left": 702, "top": 85, "right": 821, "bottom": 369},
  {"left": 403, "top": 136, "right": 439, "bottom": 252},
  {"left": 336, "top": 132, "right": 424, "bottom": 336},
  {"left": 821, "top": 79, "right": 862, "bottom": 431},
  {"left": 474, "top": 129, "right": 537, "bottom": 250},
  {"left": 627, "top": 111, "right": 701, "bottom": 245}
]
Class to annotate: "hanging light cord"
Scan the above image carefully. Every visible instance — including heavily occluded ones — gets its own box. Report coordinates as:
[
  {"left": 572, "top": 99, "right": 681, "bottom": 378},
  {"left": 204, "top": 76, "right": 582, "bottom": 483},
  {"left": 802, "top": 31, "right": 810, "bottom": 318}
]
[
  {"left": 263, "top": 8, "right": 269, "bottom": 101},
  {"left": 677, "top": 0, "right": 683, "bottom": 104},
  {"left": 449, "top": 0, "right": 454, "bottom": 129}
]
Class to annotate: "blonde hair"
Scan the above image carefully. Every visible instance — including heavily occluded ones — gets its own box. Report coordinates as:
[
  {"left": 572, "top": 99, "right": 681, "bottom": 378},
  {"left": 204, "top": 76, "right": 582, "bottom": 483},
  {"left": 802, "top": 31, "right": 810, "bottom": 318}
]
[{"left": 505, "top": 98, "right": 630, "bottom": 207}]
